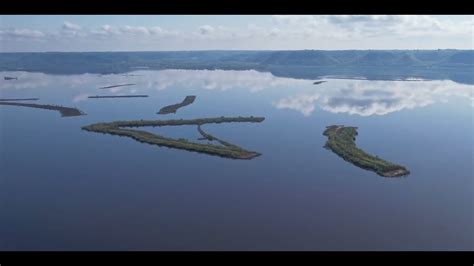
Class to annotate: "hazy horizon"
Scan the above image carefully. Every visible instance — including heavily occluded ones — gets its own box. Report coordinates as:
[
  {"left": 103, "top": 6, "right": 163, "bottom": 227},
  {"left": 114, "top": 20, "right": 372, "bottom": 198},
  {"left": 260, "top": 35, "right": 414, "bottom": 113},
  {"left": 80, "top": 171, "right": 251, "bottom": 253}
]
[
  {"left": 1, "top": 48, "right": 472, "bottom": 54},
  {"left": 1, "top": 15, "right": 472, "bottom": 52}
]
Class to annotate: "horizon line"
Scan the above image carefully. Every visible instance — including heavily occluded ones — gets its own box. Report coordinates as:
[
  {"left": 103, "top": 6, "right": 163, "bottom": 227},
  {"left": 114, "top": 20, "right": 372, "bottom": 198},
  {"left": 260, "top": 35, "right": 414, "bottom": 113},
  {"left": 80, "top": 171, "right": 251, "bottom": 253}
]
[{"left": 0, "top": 48, "right": 470, "bottom": 53}]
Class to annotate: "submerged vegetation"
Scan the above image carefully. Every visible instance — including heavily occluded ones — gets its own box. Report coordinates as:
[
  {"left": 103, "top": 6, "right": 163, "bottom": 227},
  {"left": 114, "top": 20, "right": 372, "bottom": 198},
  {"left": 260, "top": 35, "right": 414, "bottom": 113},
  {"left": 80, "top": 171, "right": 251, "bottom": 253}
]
[
  {"left": 0, "top": 102, "right": 86, "bottom": 117},
  {"left": 323, "top": 125, "right": 410, "bottom": 177},
  {"left": 88, "top": 95, "right": 148, "bottom": 99},
  {"left": 82, "top": 116, "right": 265, "bottom": 159},
  {"left": 158, "top": 95, "right": 196, "bottom": 114}
]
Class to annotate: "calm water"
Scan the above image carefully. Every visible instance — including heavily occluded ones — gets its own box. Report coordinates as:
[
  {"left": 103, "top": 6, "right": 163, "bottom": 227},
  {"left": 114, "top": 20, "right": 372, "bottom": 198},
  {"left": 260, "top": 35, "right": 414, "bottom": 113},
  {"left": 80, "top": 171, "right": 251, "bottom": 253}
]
[{"left": 0, "top": 70, "right": 473, "bottom": 251}]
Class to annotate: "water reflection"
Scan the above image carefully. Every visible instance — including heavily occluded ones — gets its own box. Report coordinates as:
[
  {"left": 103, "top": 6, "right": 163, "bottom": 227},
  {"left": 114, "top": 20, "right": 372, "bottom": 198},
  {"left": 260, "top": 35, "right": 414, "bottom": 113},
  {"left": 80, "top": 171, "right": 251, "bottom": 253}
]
[
  {"left": 0, "top": 70, "right": 306, "bottom": 93},
  {"left": 274, "top": 80, "right": 473, "bottom": 116},
  {"left": 1, "top": 70, "right": 472, "bottom": 117}
]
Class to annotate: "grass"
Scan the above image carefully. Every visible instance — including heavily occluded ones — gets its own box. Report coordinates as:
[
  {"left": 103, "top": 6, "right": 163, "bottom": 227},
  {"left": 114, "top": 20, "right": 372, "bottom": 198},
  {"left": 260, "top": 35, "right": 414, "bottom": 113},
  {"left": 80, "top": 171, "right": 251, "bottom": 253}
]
[
  {"left": 88, "top": 95, "right": 148, "bottom": 98},
  {"left": 82, "top": 116, "right": 265, "bottom": 160},
  {"left": 323, "top": 125, "right": 410, "bottom": 177},
  {"left": 157, "top": 96, "right": 196, "bottom": 114},
  {"left": 0, "top": 101, "right": 86, "bottom": 117}
]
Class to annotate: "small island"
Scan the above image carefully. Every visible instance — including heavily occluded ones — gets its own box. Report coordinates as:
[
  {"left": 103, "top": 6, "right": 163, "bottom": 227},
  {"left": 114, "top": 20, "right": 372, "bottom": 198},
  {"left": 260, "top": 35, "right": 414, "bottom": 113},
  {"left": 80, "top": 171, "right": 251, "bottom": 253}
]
[
  {"left": 313, "top": 80, "right": 327, "bottom": 85},
  {"left": 0, "top": 102, "right": 86, "bottom": 117},
  {"left": 323, "top": 125, "right": 410, "bottom": 177},
  {"left": 4, "top": 76, "right": 18, "bottom": 80},
  {"left": 0, "top": 98, "right": 39, "bottom": 101},
  {"left": 88, "top": 95, "right": 148, "bottom": 99},
  {"left": 82, "top": 116, "right": 265, "bottom": 159},
  {"left": 98, "top": 83, "right": 135, "bottom": 89},
  {"left": 158, "top": 95, "right": 196, "bottom": 114}
]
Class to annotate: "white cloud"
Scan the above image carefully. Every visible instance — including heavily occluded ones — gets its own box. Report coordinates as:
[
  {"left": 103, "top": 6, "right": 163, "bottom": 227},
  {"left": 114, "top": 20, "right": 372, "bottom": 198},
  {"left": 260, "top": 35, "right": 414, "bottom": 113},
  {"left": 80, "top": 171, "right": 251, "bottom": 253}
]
[
  {"left": 273, "top": 79, "right": 474, "bottom": 116},
  {"left": 2, "top": 70, "right": 472, "bottom": 113},
  {"left": 62, "top": 21, "right": 81, "bottom": 31},
  {"left": 273, "top": 94, "right": 320, "bottom": 116},
  {"left": 0, "top": 15, "right": 472, "bottom": 51},
  {"left": 272, "top": 15, "right": 473, "bottom": 40},
  {"left": 0, "top": 28, "right": 45, "bottom": 39},
  {"left": 120, "top": 25, "right": 150, "bottom": 35},
  {"left": 199, "top": 25, "right": 215, "bottom": 35}
]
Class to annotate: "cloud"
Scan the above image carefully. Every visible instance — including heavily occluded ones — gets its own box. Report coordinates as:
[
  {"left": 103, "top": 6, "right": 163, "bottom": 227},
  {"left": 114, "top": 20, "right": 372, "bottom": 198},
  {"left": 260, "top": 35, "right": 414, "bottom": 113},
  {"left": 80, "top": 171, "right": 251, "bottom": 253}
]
[
  {"left": 1, "top": 70, "right": 472, "bottom": 113},
  {"left": 273, "top": 93, "right": 320, "bottom": 116},
  {"left": 88, "top": 25, "right": 177, "bottom": 39},
  {"left": 273, "top": 79, "right": 473, "bottom": 116},
  {"left": 1, "top": 15, "right": 472, "bottom": 51},
  {"left": 138, "top": 69, "right": 306, "bottom": 92},
  {"left": 0, "top": 28, "right": 45, "bottom": 39},
  {"left": 199, "top": 25, "right": 215, "bottom": 35},
  {"left": 120, "top": 25, "right": 150, "bottom": 35},
  {"left": 272, "top": 15, "right": 472, "bottom": 39},
  {"left": 62, "top": 21, "right": 81, "bottom": 31},
  {"left": 72, "top": 93, "right": 93, "bottom": 103},
  {"left": 93, "top": 24, "right": 121, "bottom": 36}
]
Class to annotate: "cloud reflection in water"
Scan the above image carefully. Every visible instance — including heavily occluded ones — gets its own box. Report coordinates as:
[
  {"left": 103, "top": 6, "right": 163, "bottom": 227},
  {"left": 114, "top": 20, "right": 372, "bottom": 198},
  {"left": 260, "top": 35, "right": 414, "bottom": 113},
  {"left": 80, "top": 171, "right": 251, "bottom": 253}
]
[{"left": 1, "top": 70, "right": 472, "bottom": 116}]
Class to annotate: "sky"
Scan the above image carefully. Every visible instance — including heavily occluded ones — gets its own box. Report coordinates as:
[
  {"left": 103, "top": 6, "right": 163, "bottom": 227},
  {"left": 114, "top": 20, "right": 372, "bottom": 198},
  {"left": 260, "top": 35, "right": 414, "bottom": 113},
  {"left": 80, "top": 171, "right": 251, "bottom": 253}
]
[{"left": 0, "top": 15, "right": 472, "bottom": 52}]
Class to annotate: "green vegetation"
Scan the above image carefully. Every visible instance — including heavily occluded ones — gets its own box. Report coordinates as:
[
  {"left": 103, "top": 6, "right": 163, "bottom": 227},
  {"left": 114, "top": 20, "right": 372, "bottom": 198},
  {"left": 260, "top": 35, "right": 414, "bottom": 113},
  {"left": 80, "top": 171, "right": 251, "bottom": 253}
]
[
  {"left": 88, "top": 95, "right": 148, "bottom": 98},
  {"left": 0, "top": 98, "right": 39, "bottom": 101},
  {"left": 313, "top": 80, "right": 327, "bottom": 85},
  {"left": 98, "top": 83, "right": 135, "bottom": 89},
  {"left": 82, "top": 116, "right": 265, "bottom": 159},
  {"left": 158, "top": 95, "right": 196, "bottom": 114},
  {"left": 197, "top": 125, "right": 241, "bottom": 150},
  {"left": 323, "top": 125, "right": 410, "bottom": 177},
  {"left": 0, "top": 101, "right": 85, "bottom": 117}
]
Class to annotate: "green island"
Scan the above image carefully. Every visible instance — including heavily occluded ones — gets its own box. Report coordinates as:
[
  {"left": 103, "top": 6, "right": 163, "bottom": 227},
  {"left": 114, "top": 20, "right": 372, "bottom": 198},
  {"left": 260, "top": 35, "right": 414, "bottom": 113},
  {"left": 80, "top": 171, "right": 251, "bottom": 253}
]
[
  {"left": 88, "top": 95, "right": 148, "bottom": 99},
  {"left": 82, "top": 116, "right": 265, "bottom": 159},
  {"left": 0, "top": 98, "right": 39, "bottom": 101},
  {"left": 158, "top": 95, "right": 196, "bottom": 114},
  {"left": 98, "top": 83, "right": 135, "bottom": 89},
  {"left": 323, "top": 125, "right": 410, "bottom": 177},
  {"left": 313, "top": 80, "right": 327, "bottom": 85},
  {"left": 0, "top": 101, "right": 86, "bottom": 117}
]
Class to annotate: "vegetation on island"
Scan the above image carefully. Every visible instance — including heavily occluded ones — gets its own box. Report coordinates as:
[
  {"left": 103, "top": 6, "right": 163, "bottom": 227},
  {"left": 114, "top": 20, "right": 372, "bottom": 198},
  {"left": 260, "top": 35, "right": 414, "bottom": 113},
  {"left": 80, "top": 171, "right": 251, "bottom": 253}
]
[
  {"left": 313, "top": 80, "right": 327, "bottom": 85},
  {"left": 157, "top": 95, "right": 196, "bottom": 114},
  {"left": 0, "top": 98, "right": 39, "bottom": 101},
  {"left": 88, "top": 95, "right": 148, "bottom": 99},
  {"left": 0, "top": 101, "right": 86, "bottom": 117},
  {"left": 323, "top": 125, "right": 410, "bottom": 177},
  {"left": 82, "top": 116, "right": 265, "bottom": 159},
  {"left": 98, "top": 83, "right": 135, "bottom": 89},
  {"left": 4, "top": 76, "right": 18, "bottom": 80}
]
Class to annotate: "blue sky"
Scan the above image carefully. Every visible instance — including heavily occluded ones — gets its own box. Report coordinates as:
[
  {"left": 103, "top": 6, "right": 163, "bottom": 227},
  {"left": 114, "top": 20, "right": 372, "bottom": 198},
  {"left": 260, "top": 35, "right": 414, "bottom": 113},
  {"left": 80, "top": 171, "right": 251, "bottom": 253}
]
[{"left": 0, "top": 15, "right": 472, "bottom": 52}]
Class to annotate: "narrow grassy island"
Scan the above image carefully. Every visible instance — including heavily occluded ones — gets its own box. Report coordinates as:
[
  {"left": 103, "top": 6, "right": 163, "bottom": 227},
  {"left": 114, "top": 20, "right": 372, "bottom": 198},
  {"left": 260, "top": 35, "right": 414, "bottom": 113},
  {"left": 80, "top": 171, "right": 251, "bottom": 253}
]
[
  {"left": 82, "top": 116, "right": 264, "bottom": 159},
  {"left": 98, "top": 83, "right": 135, "bottom": 89},
  {"left": 323, "top": 125, "right": 410, "bottom": 177},
  {"left": 4, "top": 76, "right": 18, "bottom": 80},
  {"left": 88, "top": 95, "right": 148, "bottom": 99},
  {"left": 158, "top": 96, "right": 196, "bottom": 114},
  {"left": 0, "top": 102, "right": 86, "bottom": 117},
  {"left": 0, "top": 98, "right": 39, "bottom": 101},
  {"left": 313, "top": 80, "right": 327, "bottom": 85}
]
